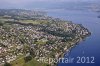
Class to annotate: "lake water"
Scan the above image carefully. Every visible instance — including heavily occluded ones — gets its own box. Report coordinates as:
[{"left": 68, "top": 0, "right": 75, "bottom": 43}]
[{"left": 46, "top": 7, "right": 100, "bottom": 66}]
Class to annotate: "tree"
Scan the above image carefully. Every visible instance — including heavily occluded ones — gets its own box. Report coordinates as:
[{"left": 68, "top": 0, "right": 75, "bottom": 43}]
[
  {"left": 0, "top": 21, "right": 3, "bottom": 26},
  {"left": 4, "top": 63, "right": 12, "bottom": 66},
  {"left": 46, "top": 40, "right": 55, "bottom": 44},
  {"left": 24, "top": 55, "right": 32, "bottom": 63}
]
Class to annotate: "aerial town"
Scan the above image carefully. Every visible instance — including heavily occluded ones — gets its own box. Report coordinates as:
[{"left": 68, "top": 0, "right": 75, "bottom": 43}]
[{"left": 0, "top": 9, "right": 91, "bottom": 66}]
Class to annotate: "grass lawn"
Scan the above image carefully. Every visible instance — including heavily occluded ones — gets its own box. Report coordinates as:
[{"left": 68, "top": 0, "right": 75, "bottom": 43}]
[
  {"left": 35, "top": 40, "right": 47, "bottom": 45},
  {"left": 11, "top": 55, "right": 48, "bottom": 66},
  {"left": 10, "top": 55, "right": 25, "bottom": 66},
  {"left": 20, "top": 20, "right": 48, "bottom": 25},
  {"left": 23, "top": 59, "right": 48, "bottom": 66}
]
